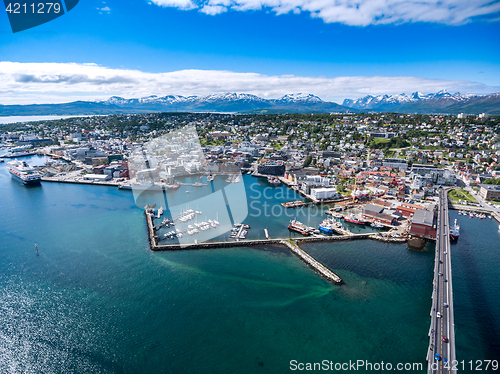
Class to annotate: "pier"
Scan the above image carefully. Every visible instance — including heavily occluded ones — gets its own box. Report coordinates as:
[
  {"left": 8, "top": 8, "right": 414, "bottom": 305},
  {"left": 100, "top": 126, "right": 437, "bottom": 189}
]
[
  {"left": 41, "top": 176, "right": 121, "bottom": 187},
  {"left": 281, "top": 200, "right": 310, "bottom": 209},
  {"left": 264, "top": 229, "right": 270, "bottom": 239},
  {"left": 280, "top": 240, "right": 343, "bottom": 284}
]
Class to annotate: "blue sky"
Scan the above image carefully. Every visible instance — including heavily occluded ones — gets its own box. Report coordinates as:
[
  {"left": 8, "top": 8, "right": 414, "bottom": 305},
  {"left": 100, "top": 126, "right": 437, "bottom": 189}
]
[{"left": 1, "top": 0, "right": 500, "bottom": 104}]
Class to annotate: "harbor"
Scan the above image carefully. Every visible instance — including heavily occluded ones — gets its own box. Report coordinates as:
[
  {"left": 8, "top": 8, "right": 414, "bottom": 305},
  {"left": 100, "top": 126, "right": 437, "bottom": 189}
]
[
  {"left": 1, "top": 149, "right": 500, "bottom": 373},
  {"left": 143, "top": 203, "right": 407, "bottom": 285}
]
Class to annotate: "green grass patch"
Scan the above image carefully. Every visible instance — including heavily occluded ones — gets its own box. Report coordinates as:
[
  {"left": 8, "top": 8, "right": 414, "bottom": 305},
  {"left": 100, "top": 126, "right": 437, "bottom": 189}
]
[{"left": 448, "top": 189, "right": 477, "bottom": 203}]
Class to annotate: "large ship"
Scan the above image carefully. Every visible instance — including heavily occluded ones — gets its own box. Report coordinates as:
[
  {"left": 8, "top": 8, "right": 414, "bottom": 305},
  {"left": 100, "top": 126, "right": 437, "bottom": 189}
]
[
  {"left": 7, "top": 160, "right": 42, "bottom": 185},
  {"left": 450, "top": 219, "right": 460, "bottom": 241},
  {"left": 288, "top": 219, "right": 312, "bottom": 236},
  {"left": 2, "top": 146, "right": 37, "bottom": 158}
]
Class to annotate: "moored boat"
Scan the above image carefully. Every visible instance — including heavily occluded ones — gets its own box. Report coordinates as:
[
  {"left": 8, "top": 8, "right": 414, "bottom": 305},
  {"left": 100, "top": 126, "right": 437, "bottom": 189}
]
[
  {"left": 318, "top": 219, "right": 335, "bottom": 233},
  {"left": 288, "top": 219, "right": 312, "bottom": 236},
  {"left": 7, "top": 160, "right": 41, "bottom": 185},
  {"left": 450, "top": 219, "right": 460, "bottom": 241},
  {"left": 344, "top": 213, "right": 368, "bottom": 225},
  {"left": 267, "top": 177, "right": 282, "bottom": 186}
]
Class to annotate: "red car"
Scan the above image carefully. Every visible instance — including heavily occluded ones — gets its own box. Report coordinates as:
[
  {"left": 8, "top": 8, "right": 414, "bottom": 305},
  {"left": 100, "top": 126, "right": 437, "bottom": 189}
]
[{"left": 442, "top": 336, "right": 448, "bottom": 343}]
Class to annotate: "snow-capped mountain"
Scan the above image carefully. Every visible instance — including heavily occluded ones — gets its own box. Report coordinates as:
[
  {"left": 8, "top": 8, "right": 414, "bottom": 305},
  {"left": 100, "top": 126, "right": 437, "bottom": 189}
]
[
  {"left": 272, "top": 93, "right": 323, "bottom": 104},
  {"left": 99, "top": 92, "right": 344, "bottom": 113},
  {"left": 1, "top": 91, "right": 498, "bottom": 116},
  {"left": 342, "top": 90, "right": 479, "bottom": 110}
]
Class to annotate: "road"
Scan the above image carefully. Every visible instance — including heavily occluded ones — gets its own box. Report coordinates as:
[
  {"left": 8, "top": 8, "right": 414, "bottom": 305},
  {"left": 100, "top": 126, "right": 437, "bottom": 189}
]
[{"left": 427, "top": 188, "right": 456, "bottom": 374}]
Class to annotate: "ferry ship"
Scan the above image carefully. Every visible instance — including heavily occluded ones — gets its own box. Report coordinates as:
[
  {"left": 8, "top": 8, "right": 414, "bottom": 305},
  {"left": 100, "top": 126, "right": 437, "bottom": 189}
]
[
  {"left": 3, "top": 146, "right": 37, "bottom": 158},
  {"left": 288, "top": 219, "right": 312, "bottom": 236},
  {"left": 7, "top": 160, "right": 41, "bottom": 185},
  {"left": 450, "top": 219, "right": 460, "bottom": 241},
  {"left": 344, "top": 213, "right": 368, "bottom": 225}
]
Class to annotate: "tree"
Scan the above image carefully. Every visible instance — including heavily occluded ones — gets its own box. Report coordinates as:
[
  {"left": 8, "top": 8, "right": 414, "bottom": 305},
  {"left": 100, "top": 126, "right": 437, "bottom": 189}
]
[{"left": 303, "top": 155, "right": 313, "bottom": 167}]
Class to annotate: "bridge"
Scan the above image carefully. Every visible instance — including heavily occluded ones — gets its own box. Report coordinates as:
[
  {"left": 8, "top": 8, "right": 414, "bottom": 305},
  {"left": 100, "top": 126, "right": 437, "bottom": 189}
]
[{"left": 427, "top": 188, "right": 456, "bottom": 373}]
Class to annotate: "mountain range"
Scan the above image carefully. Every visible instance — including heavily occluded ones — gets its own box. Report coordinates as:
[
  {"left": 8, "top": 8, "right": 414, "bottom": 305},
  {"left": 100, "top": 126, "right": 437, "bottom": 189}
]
[{"left": 0, "top": 91, "right": 499, "bottom": 116}]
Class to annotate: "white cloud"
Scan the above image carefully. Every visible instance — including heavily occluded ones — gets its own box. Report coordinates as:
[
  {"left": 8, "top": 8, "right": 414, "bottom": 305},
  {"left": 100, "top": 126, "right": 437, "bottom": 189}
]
[
  {"left": 0, "top": 61, "right": 498, "bottom": 105},
  {"left": 151, "top": 0, "right": 197, "bottom": 10},
  {"left": 200, "top": 4, "right": 227, "bottom": 14},
  {"left": 150, "top": 0, "right": 500, "bottom": 26}
]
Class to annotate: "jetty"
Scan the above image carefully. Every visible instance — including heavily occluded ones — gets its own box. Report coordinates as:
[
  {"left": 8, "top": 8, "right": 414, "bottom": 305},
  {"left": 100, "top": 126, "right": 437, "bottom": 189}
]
[
  {"left": 280, "top": 240, "right": 343, "bottom": 284},
  {"left": 281, "top": 200, "right": 310, "bottom": 209}
]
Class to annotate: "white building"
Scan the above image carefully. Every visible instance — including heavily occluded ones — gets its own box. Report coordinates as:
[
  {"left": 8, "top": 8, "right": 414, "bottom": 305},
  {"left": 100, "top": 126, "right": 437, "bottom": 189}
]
[
  {"left": 382, "top": 158, "right": 408, "bottom": 171},
  {"left": 310, "top": 187, "right": 341, "bottom": 200}
]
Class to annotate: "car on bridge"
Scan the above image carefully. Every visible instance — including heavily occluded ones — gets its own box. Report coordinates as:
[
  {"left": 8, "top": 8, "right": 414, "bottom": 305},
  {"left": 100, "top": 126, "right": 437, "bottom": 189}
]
[
  {"left": 437, "top": 312, "right": 442, "bottom": 318},
  {"left": 435, "top": 353, "right": 441, "bottom": 361},
  {"left": 443, "top": 336, "right": 448, "bottom": 343}
]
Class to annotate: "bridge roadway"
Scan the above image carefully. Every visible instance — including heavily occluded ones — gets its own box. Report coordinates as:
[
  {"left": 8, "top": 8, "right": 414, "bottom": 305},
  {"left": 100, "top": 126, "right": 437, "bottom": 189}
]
[{"left": 427, "top": 188, "right": 456, "bottom": 373}]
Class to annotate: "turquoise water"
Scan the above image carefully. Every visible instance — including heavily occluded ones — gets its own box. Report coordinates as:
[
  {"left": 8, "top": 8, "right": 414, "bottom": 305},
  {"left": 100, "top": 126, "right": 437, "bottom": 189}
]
[{"left": 0, "top": 155, "right": 499, "bottom": 373}]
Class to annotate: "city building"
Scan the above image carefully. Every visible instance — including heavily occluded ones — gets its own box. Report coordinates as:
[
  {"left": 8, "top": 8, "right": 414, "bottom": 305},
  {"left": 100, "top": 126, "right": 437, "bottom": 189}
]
[
  {"left": 310, "top": 187, "right": 341, "bottom": 200},
  {"left": 479, "top": 184, "right": 500, "bottom": 200},
  {"left": 409, "top": 208, "right": 436, "bottom": 239},
  {"left": 257, "top": 161, "right": 285, "bottom": 176}
]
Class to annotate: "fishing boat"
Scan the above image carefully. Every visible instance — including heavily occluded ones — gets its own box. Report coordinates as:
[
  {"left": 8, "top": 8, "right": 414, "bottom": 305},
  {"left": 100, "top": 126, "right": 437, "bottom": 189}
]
[
  {"left": 450, "top": 219, "right": 460, "bottom": 241},
  {"left": 267, "top": 177, "right": 282, "bottom": 186},
  {"left": 318, "top": 219, "right": 335, "bottom": 233},
  {"left": 344, "top": 213, "right": 368, "bottom": 225},
  {"left": 288, "top": 219, "right": 312, "bottom": 236},
  {"left": 370, "top": 221, "right": 384, "bottom": 228},
  {"left": 350, "top": 189, "right": 370, "bottom": 200}
]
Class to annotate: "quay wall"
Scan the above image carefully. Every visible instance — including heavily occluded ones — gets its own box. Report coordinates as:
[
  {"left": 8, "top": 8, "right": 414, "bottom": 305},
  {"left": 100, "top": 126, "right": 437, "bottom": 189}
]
[{"left": 41, "top": 177, "right": 120, "bottom": 187}]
